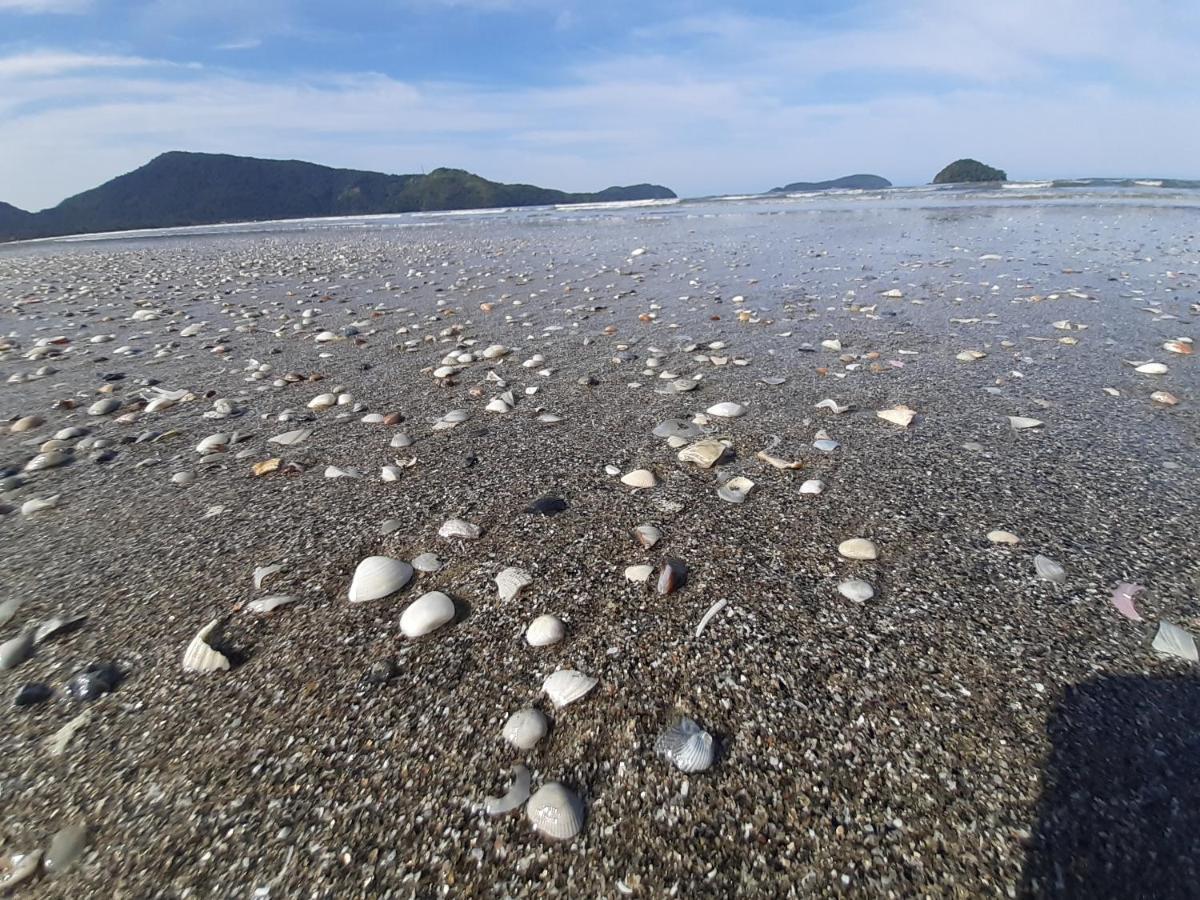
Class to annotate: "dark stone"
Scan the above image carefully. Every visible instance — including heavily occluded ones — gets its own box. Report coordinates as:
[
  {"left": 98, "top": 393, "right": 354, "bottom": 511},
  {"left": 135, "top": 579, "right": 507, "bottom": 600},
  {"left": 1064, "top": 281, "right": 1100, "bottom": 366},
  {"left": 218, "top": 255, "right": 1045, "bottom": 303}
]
[
  {"left": 526, "top": 496, "right": 569, "bottom": 516},
  {"left": 14, "top": 682, "right": 53, "bottom": 707},
  {"left": 366, "top": 659, "right": 397, "bottom": 684},
  {"left": 66, "top": 662, "right": 122, "bottom": 701}
]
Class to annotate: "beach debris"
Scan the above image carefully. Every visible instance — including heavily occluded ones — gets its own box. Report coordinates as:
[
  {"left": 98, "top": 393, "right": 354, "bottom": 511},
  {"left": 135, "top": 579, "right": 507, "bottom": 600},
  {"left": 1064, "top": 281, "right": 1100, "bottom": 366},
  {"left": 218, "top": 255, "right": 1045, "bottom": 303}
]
[
  {"left": 43, "top": 824, "right": 88, "bottom": 876},
  {"left": 45, "top": 709, "right": 92, "bottom": 756},
  {"left": 502, "top": 708, "right": 549, "bottom": 750},
  {"left": 0, "top": 850, "right": 43, "bottom": 891},
  {"left": 624, "top": 565, "right": 653, "bottom": 583},
  {"left": 678, "top": 440, "right": 728, "bottom": 468},
  {"left": 65, "top": 662, "right": 120, "bottom": 700},
  {"left": 496, "top": 567, "right": 533, "bottom": 601},
  {"left": 0, "top": 628, "right": 36, "bottom": 671},
  {"left": 246, "top": 595, "right": 299, "bottom": 614},
  {"left": 484, "top": 765, "right": 531, "bottom": 817},
  {"left": 620, "top": 469, "right": 657, "bottom": 489},
  {"left": 252, "top": 457, "right": 281, "bottom": 476},
  {"left": 1111, "top": 583, "right": 1144, "bottom": 622},
  {"left": 987, "top": 530, "right": 1020, "bottom": 545},
  {"left": 838, "top": 538, "right": 878, "bottom": 560},
  {"left": 717, "top": 476, "right": 755, "bottom": 504},
  {"left": 1034, "top": 554, "right": 1067, "bottom": 584},
  {"left": 633, "top": 524, "right": 661, "bottom": 549},
  {"left": 1007, "top": 416, "right": 1043, "bottom": 430},
  {"left": 268, "top": 428, "right": 312, "bottom": 446},
  {"left": 527, "top": 782, "right": 585, "bottom": 841},
  {"left": 526, "top": 614, "right": 565, "bottom": 647},
  {"left": 838, "top": 579, "right": 875, "bottom": 602},
  {"left": 526, "top": 496, "right": 568, "bottom": 516},
  {"left": 877, "top": 405, "right": 916, "bottom": 427},
  {"left": 542, "top": 669, "right": 597, "bottom": 708},
  {"left": 439, "top": 518, "right": 482, "bottom": 540},
  {"left": 348, "top": 556, "right": 413, "bottom": 603},
  {"left": 695, "top": 598, "right": 728, "bottom": 637},
  {"left": 657, "top": 558, "right": 688, "bottom": 594},
  {"left": 399, "top": 591, "right": 456, "bottom": 638},
  {"left": 706, "top": 402, "right": 746, "bottom": 418},
  {"left": 412, "top": 553, "right": 443, "bottom": 573},
  {"left": 182, "top": 619, "right": 231, "bottom": 673},
  {"left": 655, "top": 716, "right": 716, "bottom": 773},
  {"left": 1152, "top": 621, "right": 1198, "bottom": 662}
]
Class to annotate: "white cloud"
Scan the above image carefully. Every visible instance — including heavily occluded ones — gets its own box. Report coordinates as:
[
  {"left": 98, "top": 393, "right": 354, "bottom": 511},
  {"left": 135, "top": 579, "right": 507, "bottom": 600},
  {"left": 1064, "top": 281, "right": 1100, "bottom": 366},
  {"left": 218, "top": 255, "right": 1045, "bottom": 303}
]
[
  {"left": 0, "top": 51, "right": 155, "bottom": 78},
  {"left": 0, "top": 0, "right": 90, "bottom": 12},
  {"left": 216, "top": 38, "right": 263, "bottom": 51}
]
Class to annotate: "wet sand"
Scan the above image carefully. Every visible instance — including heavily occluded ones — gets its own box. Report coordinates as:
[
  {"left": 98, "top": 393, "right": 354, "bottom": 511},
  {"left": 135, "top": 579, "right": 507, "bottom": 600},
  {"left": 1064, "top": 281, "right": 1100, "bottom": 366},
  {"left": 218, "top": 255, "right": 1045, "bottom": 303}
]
[{"left": 1, "top": 196, "right": 1198, "bottom": 897}]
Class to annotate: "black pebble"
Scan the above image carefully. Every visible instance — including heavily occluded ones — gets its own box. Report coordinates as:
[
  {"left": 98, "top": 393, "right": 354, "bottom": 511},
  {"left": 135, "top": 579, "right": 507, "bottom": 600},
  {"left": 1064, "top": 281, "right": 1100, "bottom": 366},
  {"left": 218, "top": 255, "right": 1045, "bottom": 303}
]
[
  {"left": 66, "top": 662, "right": 122, "bottom": 701},
  {"left": 14, "top": 683, "right": 53, "bottom": 708},
  {"left": 366, "top": 659, "right": 397, "bottom": 684},
  {"left": 526, "top": 496, "right": 569, "bottom": 516}
]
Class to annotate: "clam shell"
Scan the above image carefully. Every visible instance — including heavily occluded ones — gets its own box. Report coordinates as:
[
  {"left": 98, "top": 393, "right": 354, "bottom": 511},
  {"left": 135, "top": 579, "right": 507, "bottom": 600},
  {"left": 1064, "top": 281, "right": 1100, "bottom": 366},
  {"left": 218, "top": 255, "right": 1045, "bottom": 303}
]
[
  {"left": 1152, "top": 621, "right": 1198, "bottom": 662},
  {"left": 633, "top": 524, "right": 661, "bottom": 548},
  {"left": 43, "top": 823, "right": 88, "bottom": 876},
  {"left": 653, "top": 419, "right": 701, "bottom": 440},
  {"left": 24, "top": 450, "right": 70, "bottom": 472},
  {"left": 620, "top": 469, "right": 657, "bottom": 488},
  {"left": 677, "top": 440, "right": 729, "bottom": 468},
  {"left": 411, "top": 552, "right": 443, "bottom": 573},
  {"left": 502, "top": 708, "right": 549, "bottom": 750},
  {"left": 0, "top": 628, "right": 36, "bottom": 671},
  {"left": 987, "top": 530, "right": 1020, "bottom": 544},
  {"left": 717, "top": 476, "right": 754, "bottom": 504},
  {"left": 799, "top": 479, "right": 824, "bottom": 495},
  {"left": 390, "top": 432, "right": 414, "bottom": 448},
  {"left": 527, "top": 782, "right": 585, "bottom": 841},
  {"left": 1135, "top": 362, "right": 1168, "bottom": 374},
  {"left": 542, "top": 669, "right": 597, "bottom": 708},
  {"left": 348, "top": 556, "right": 414, "bottom": 603},
  {"left": 496, "top": 567, "right": 532, "bottom": 601},
  {"left": 526, "top": 614, "right": 565, "bottom": 647},
  {"left": 21, "top": 494, "right": 61, "bottom": 515},
  {"left": 1034, "top": 554, "right": 1066, "bottom": 583},
  {"left": 88, "top": 398, "right": 120, "bottom": 416},
  {"left": 438, "top": 518, "right": 482, "bottom": 540},
  {"left": 838, "top": 579, "right": 875, "bottom": 602},
  {"left": 10, "top": 415, "right": 44, "bottom": 433},
  {"left": 655, "top": 716, "right": 716, "bottom": 773},
  {"left": 838, "top": 538, "right": 878, "bottom": 560},
  {"left": 1007, "top": 416, "right": 1043, "bottom": 430},
  {"left": 399, "top": 591, "right": 455, "bottom": 638},
  {"left": 484, "top": 765, "right": 531, "bottom": 816},
  {"left": 706, "top": 402, "right": 746, "bottom": 418},
  {"left": 269, "top": 428, "right": 313, "bottom": 446},
  {"left": 182, "top": 619, "right": 231, "bottom": 673},
  {"left": 195, "top": 433, "right": 229, "bottom": 454},
  {"left": 657, "top": 558, "right": 688, "bottom": 594}
]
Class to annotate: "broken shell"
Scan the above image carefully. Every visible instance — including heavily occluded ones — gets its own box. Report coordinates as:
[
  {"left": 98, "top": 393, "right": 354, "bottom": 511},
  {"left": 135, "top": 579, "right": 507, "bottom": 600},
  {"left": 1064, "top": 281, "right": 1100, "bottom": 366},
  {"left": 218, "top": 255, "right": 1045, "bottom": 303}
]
[
  {"left": 756, "top": 451, "right": 802, "bottom": 469},
  {"left": 620, "top": 469, "right": 657, "bottom": 489},
  {"left": 678, "top": 440, "right": 729, "bottom": 468},
  {"left": 717, "top": 476, "right": 755, "bottom": 504},
  {"left": 253, "top": 563, "right": 283, "bottom": 589},
  {"left": 348, "top": 556, "right": 414, "bottom": 603},
  {"left": 1034, "top": 554, "right": 1067, "bottom": 584},
  {"left": 657, "top": 558, "right": 688, "bottom": 594},
  {"left": 814, "top": 398, "right": 850, "bottom": 414},
  {"left": 246, "top": 595, "right": 299, "bottom": 614},
  {"left": 877, "top": 405, "right": 916, "bottom": 427},
  {"left": 399, "top": 591, "right": 455, "bottom": 638},
  {"left": 411, "top": 553, "right": 443, "bottom": 573},
  {"left": 1151, "top": 391, "right": 1179, "bottom": 406},
  {"left": 43, "top": 823, "right": 88, "bottom": 876},
  {"left": 633, "top": 524, "right": 661, "bottom": 548},
  {"left": 21, "top": 494, "right": 61, "bottom": 515},
  {"left": 799, "top": 479, "right": 824, "bottom": 495},
  {"left": 652, "top": 419, "right": 702, "bottom": 440},
  {"left": 269, "top": 428, "right": 312, "bottom": 446},
  {"left": 438, "top": 518, "right": 482, "bottom": 540},
  {"left": 1007, "top": 416, "right": 1043, "bottom": 430},
  {"left": 542, "top": 669, "right": 597, "bottom": 708},
  {"left": 987, "top": 530, "right": 1020, "bottom": 545},
  {"left": 182, "top": 619, "right": 231, "bottom": 673},
  {"left": 706, "top": 401, "right": 746, "bottom": 418},
  {"left": 526, "top": 614, "right": 565, "bottom": 647},
  {"left": 485, "top": 765, "right": 531, "bottom": 816},
  {"left": 838, "top": 579, "right": 875, "bottom": 602},
  {"left": 0, "top": 850, "right": 43, "bottom": 891},
  {"left": 624, "top": 564, "right": 653, "bottom": 583},
  {"left": 496, "top": 567, "right": 533, "bottom": 601},
  {"left": 1152, "top": 621, "right": 1198, "bottom": 662},
  {"left": 838, "top": 538, "right": 878, "bottom": 560},
  {"left": 655, "top": 716, "right": 716, "bottom": 773},
  {"left": 502, "top": 708, "right": 549, "bottom": 750},
  {"left": 527, "top": 782, "right": 585, "bottom": 841}
]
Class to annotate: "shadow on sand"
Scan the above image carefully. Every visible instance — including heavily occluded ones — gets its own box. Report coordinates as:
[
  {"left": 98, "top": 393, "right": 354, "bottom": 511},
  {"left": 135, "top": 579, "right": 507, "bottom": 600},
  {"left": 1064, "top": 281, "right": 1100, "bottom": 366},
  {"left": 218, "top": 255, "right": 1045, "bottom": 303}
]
[{"left": 1023, "top": 674, "right": 1200, "bottom": 898}]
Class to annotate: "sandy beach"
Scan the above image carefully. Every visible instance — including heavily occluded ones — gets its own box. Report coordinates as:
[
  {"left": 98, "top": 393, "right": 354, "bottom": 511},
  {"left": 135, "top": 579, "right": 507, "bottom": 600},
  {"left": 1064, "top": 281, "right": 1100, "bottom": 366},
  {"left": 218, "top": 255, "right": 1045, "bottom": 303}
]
[{"left": 1, "top": 192, "right": 1197, "bottom": 897}]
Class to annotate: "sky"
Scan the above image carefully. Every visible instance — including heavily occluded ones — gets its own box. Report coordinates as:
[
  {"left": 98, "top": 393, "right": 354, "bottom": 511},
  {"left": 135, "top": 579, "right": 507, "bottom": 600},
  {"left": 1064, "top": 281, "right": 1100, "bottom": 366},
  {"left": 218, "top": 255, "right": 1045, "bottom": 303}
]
[{"left": 0, "top": 0, "right": 1198, "bottom": 210}]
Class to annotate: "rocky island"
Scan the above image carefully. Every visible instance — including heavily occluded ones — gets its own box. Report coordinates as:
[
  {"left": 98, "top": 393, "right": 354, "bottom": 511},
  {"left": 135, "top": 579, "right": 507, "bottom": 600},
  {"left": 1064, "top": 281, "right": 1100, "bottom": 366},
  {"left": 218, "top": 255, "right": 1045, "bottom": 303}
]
[
  {"left": 769, "top": 174, "right": 891, "bottom": 192},
  {"left": 932, "top": 159, "right": 1008, "bottom": 184}
]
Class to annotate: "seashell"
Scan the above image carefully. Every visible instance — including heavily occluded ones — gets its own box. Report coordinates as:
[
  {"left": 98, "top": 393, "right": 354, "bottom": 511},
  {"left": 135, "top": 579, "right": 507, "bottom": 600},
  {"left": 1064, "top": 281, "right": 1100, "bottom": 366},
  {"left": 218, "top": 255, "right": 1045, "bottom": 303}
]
[
  {"left": 43, "top": 824, "right": 87, "bottom": 876},
  {"left": 24, "top": 450, "right": 70, "bottom": 472},
  {"left": 814, "top": 398, "right": 850, "bottom": 414},
  {"left": 485, "top": 397, "right": 511, "bottom": 413},
  {"left": 433, "top": 365, "right": 459, "bottom": 379},
  {"left": 542, "top": 669, "right": 597, "bottom": 708},
  {"left": 1007, "top": 416, "right": 1043, "bottom": 430},
  {"left": 88, "top": 398, "right": 120, "bottom": 416},
  {"left": 526, "top": 614, "right": 565, "bottom": 647},
  {"left": 381, "top": 465, "right": 403, "bottom": 482},
  {"left": 1034, "top": 554, "right": 1066, "bottom": 584},
  {"left": 624, "top": 564, "right": 653, "bottom": 583},
  {"left": 182, "top": 619, "right": 230, "bottom": 673},
  {"left": 527, "top": 782, "right": 585, "bottom": 841},
  {"left": 678, "top": 439, "right": 729, "bottom": 468},
  {"left": 1135, "top": 362, "right": 1167, "bottom": 375},
  {"left": 34, "top": 614, "right": 85, "bottom": 644},
  {"left": 799, "top": 479, "right": 824, "bottom": 495},
  {"left": 695, "top": 598, "right": 727, "bottom": 637},
  {"left": 1151, "top": 391, "right": 1179, "bottom": 406},
  {"left": 438, "top": 518, "right": 482, "bottom": 539},
  {"left": 252, "top": 457, "right": 281, "bottom": 476},
  {"left": 411, "top": 552, "right": 443, "bottom": 573},
  {"left": 361, "top": 413, "right": 385, "bottom": 424},
  {"left": 0, "top": 850, "right": 43, "bottom": 891},
  {"left": 620, "top": 468, "right": 657, "bottom": 488},
  {"left": 956, "top": 350, "right": 987, "bottom": 361},
  {"left": 877, "top": 405, "right": 916, "bottom": 427},
  {"left": 308, "top": 392, "right": 337, "bottom": 410},
  {"left": 496, "top": 567, "right": 532, "bottom": 601},
  {"left": 657, "top": 557, "right": 688, "bottom": 594},
  {"left": 717, "top": 476, "right": 754, "bottom": 504},
  {"left": 348, "top": 556, "right": 413, "bottom": 602},
  {"left": 821, "top": 338, "right": 842, "bottom": 350},
  {"left": 54, "top": 427, "right": 87, "bottom": 440},
  {"left": 1152, "top": 621, "right": 1198, "bottom": 662},
  {"left": 706, "top": 401, "right": 746, "bottom": 418},
  {"left": 269, "top": 428, "right": 312, "bottom": 446},
  {"left": 813, "top": 439, "right": 839, "bottom": 453},
  {"left": 987, "top": 530, "right": 1020, "bottom": 544},
  {"left": 838, "top": 538, "right": 878, "bottom": 560},
  {"left": 655, "top": 716, "right": 716, "bottom": 773},
  {"left": 390, "top": 432, "right": 414, "bottom": 448},
  {"left": 482, "top": 344, "right": 510, "bottom": 359},
  {"left": 537, "top": 413, "right": 563, "bottom": 424},
  {"left": 45, "top": 709, "right": 91, "bottom": 756},
  {"left": 0, "top": 628, "right": 36, "bottom": 671},
  {"left": 253, "top": 563, "right": 283, "bottom": 589},
  {"left": 502, "top": 708, "right": 548, "bottom": 750},
  {"left": 399, "top": 591, "right": 455, "bottom": 638},
  {"left": 324, "top": 465, "right": 361, "bottom": 479},
  {"left": 1163, "top": 340, "right": 1192, "bottom": 355},
  {"left": 485, "top": 765, "right": 531, "bottom": 816},
  {"left": 838, "top": 579, "right": 875, "bottom": 602},
  {"left": 10, "top": 415, "right": 44, "bottom": 433},
  {"left": 653, "top": 419, "right": 702, "bottom": 440},
  {"left": 171, "top": 471, "right": 195, "bottom": 486},
  {"left": 633, "top": 523, "right": 661, "bottom": 549},
  {"left": 246, "top": 595, "right": 298, "bottom": 614},
  {"left": 0, "top": 598, "right": 23, "bottom": 627}
]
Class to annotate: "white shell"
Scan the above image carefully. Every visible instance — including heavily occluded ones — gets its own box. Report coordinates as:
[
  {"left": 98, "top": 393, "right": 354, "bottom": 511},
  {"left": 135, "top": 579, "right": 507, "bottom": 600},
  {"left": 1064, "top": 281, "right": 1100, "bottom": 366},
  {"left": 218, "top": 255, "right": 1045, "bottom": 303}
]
[
  {"left": 813, "top": 439, "right": 839, "bottom": 453},
  {"left": 1007, "top": 416, "right": 1043, "bottom": 430},
  {"left": 814, "top": 398, "right": 850, "bottom": 414},
  {"left": 380, "top": 465, "right": 403, "bottom": 482},
  {"left": 246, "top": 595, "right": 298, "bottom": 614},
  {"left": 717, "top": 476, "right": 754, "bottom": 504},
  {"left": 655, "top": 717, "right": 716, "bottom": 773},
  {"left": 324, "top": 465, "right": 361, "bottom": 479},
  {"left": 438, "top": 518, "right": 482, "bottom": 539},
  {"left": 677, "top": 440, "right": 728, "bottom": 468},
  {"left": 502, "top": 708, "right": 549, "bottom": 749},
  {"left": 496, "top": 567, "right": 532, "bottom": 601},
  {"left": 484, "top": 765, "right": 531, "bottom": 816},
  {"left": 88, "top": 398, "right": 120, "bottom": 416},
  {"left": 390, "top": 432, "right": 413, "bottom": 448},
  {"left": 706, "top": 402, "right": 746, "bottom": 418},
  {"left": 542, "top": 669, "right": 597, "bottom": 708},
  {"left": 799, "top": 479, "right": 825, "bottom": 495},
  {"left": 987, "top": 530, "right": 1020, "bottom": 544},
  {"left": 21, "top": 494, "right": 61, "bottom": 515},
  {"left": 1152, "top": 621, "right": 1198, "bottom": 662},
  {"left": 633, "top": 524, "right": 661, "bottom": 548},
  {"left": 527, "top": 782, "right": 585, "bottom": 841},
  {"left": 876, "top": 405, "right": 916, "bottom": 427},
  {"left": 1034, "top": 554, "right": 1066, "bottom": 583},
  {"left": 182, "top": 619, "right": 231, "bottom": 673},
  {"left": 196, "top": 433, "right": 229, "bottom": 454},
  {"left": 399, "top": 591, "right": 455, "bottom": 638},
  {"left": 24, "top": 450, "right": 69, "bottom": 472},
  {"left": 411, "top": 553, "right": 443, "bottom": 573},
  {"left": 485, "top": 397, "right": 511, "bottom": 413},
  {"left": 269, "top": 428, "right": 313, "bottom": 446},
  {"left": 838, "top": 579, "right": 875, "bottom": 602},
  {"left": 838, "top": 538, "right": 878, "bottom": 560},
  {"left": 1135, "top": 362, "right": 1168, "bottom": 374},
  {"left": 253, "top": 563, "right": 283, "bottom": 589},
  {"left": 624, "top": 564, "right": 653, "bottom": 583},
  {"left": 348, "top": 556, "right": 414, "bottom": 603},
  {"left": 620, "top": 468, "right": 656, "bottom": 488},
  {"left": 526, "top": 614, "right": 565, "bottom": 647}
]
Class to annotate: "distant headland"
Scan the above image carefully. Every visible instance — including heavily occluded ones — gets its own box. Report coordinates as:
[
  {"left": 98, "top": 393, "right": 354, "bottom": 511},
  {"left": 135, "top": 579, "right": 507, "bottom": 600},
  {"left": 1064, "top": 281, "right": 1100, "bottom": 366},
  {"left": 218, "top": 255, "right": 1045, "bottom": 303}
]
[{"left": 768, "top": 174, "right": 892, "bottom": 192}]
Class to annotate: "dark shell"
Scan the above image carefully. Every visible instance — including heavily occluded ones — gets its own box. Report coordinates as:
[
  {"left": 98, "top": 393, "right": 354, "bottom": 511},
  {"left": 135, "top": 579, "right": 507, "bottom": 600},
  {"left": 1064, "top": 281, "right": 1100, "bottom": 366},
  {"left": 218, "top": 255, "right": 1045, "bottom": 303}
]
[
  {"left": 657, "top": 558, "right": 688, "bottom": 595},
  {"left": 66, "top": 663, "right": 122, "bottom": 701},
  {"left": 14, "top": 682, "right": 53, "bottom": 707},
  {"left": 526, "top": 496, "right": 569, "bottom": 516}
]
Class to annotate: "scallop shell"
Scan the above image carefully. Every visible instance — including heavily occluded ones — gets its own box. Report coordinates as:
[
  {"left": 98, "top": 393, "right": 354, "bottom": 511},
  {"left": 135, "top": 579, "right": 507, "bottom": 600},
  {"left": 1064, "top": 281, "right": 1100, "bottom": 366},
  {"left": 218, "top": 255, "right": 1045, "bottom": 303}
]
[
  {"left": 438, "top": 518, "right": 482, "bottom": 539},
  {"left": 526, "top": 614, "right": 565, "bottom": 647},
  {"left": 838, "top": 579, "right": 875, "bottom": 602},
  {"left": 502, "top": 708, "right": 549, "bottom": 750},
  {"left": 399, "top": 591, "right": 455, "bottom": 638},
  {"left": 677, "top": 440, "right": 729, "bottom": 468},
  {"left": 527, "top": 782, "right": 585, "bottom": 841},
  {"left": 838, "top": 538, "right": 878, "bottom": 560},
  {"left": 484, "top": 765, "right": 531, "bottom": 816},
  {"left": 182, "top": 619, "right": 231, "bottom": 673},
  {"left": 496, "top": 567, "right": 532, "bottom": 601},
  {"left": 655, "top": 716, "right": 716, "bottom": 773},
  {"left": 390, "top": 432, "right": 414, "bottom": 448},
  {"left": 620, "top": 469, "right": 657, "bottom": 488},
  {"left": 348, "top": 556, "right": 413, "bottom": 603},
  {"left": 1034, "top": 554, "right": 1066, "bottom": 584},
  {"left": 706, "top": 402, "right": 746, "bottom": 418},
  {"left": 717, "top": 476, "right": 754, "bottom": 504},
  {"left": 542, "top": 669, "right": 597, "bottom": 708}
]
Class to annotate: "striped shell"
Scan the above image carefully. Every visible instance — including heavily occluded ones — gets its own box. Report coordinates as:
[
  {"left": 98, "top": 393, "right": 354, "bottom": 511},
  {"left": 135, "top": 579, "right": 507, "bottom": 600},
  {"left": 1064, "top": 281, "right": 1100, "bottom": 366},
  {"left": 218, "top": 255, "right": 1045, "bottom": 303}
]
[
  {"left": 655, "top": 716, "right": 716, "bottom": 773},
  {"left": 495, "top": 567, "right": 532, "bottom": 601},
  {"left": 348, "top": 556, "right": 413, "bottom": 603},
  {"left": 1034, "top": 554, "right": 1066, "bottom": 584},
  {"left": 542, "top": 669, "right": 597, "bottom": 708},
  {"left": 526, "top": 782, "right": 585, "bottom": 841},
  {"left": 438, "top": 518, "right": 482, "bottom": 540},
  {"left": 182, "top": 619, "right": 231, "bottom": 673}
]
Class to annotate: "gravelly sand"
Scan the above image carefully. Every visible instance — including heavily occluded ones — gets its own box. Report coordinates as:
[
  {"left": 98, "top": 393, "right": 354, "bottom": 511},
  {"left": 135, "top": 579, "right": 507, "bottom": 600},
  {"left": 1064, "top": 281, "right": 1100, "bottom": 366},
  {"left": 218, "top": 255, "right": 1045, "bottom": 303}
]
[{"left": 0, "top": 196, "right": 1197, "bottom": 897}]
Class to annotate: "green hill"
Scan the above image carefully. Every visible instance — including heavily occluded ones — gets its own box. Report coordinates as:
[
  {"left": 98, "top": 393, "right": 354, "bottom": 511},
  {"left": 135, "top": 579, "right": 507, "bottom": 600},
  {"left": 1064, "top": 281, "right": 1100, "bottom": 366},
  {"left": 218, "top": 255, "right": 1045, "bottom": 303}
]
[
  {"left": 0, "top": 151, "right": 676, "bottom": 241},
  {"left": 932, "top": 159, "right": 1007, "bottom": 184},
  {"left": 769, "top": 174, "right": 891, "bottom": 192}
]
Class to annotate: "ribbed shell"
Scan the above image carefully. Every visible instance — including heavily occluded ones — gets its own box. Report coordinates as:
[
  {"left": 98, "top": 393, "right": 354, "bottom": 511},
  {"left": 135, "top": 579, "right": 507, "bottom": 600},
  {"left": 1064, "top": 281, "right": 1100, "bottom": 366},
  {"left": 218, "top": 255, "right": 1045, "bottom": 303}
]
[
  {"left": 495, "top": 567, "right": 533, "bottom": 601},
  {"left": 655, "top": 717, "right": 717, "bottom": 773},
  {"left": 1034, "top": 554, "right": 1066, "bottom": 584},
  {"left": 438, "top": 518, "right": 482, "bottom": 539},
  {"left": 348, "top": 556, "right": 413, "bottom": 603},
  {"left": 181, "top": 619, "right": 231, "bottom": 673},
  {"left": 399, "top": 591, "right": 455, "bottom": 638},
  {"left": 526, "top": 782, "right": 585, "bottom": 840},
  {"left": 502, "top": 708, "right": 549, "bottom": 750},
  {"left": 542, "top": 669, "right": 597, "bottom": 708},
  {"left": 677, "top": 440, "right": 728, "bottom": 468}
]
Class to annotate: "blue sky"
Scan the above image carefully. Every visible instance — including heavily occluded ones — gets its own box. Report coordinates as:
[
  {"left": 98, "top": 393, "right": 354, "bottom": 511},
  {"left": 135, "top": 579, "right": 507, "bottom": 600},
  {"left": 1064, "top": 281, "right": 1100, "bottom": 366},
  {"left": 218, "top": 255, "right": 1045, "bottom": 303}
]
[{"left": 1, "top": 0, "right": 1197, "bottom": 210}]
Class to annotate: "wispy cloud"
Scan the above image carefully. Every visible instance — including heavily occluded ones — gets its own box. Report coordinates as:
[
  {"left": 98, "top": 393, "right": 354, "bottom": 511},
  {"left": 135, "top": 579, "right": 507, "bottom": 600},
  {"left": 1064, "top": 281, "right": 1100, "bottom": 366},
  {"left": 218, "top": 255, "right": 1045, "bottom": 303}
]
[
  {"left": 216, "top": 38, "right": 263, "bottom": 51},
  {"left": 0, "top": 0, "right": 90, "bottom": 13},
  {"left": 0, "top": 51, "right": 156, "bottom": 78}
]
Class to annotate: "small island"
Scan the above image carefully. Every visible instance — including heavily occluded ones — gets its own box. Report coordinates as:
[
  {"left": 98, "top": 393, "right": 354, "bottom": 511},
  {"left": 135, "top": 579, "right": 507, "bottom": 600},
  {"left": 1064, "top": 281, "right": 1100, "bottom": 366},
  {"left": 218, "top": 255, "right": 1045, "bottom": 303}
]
[
  {"left": 932, "top": 159, "right": 1007, "bottom": 184},
  {"left": 770, "top": 174, "right": 892, "bottom": 193}
]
